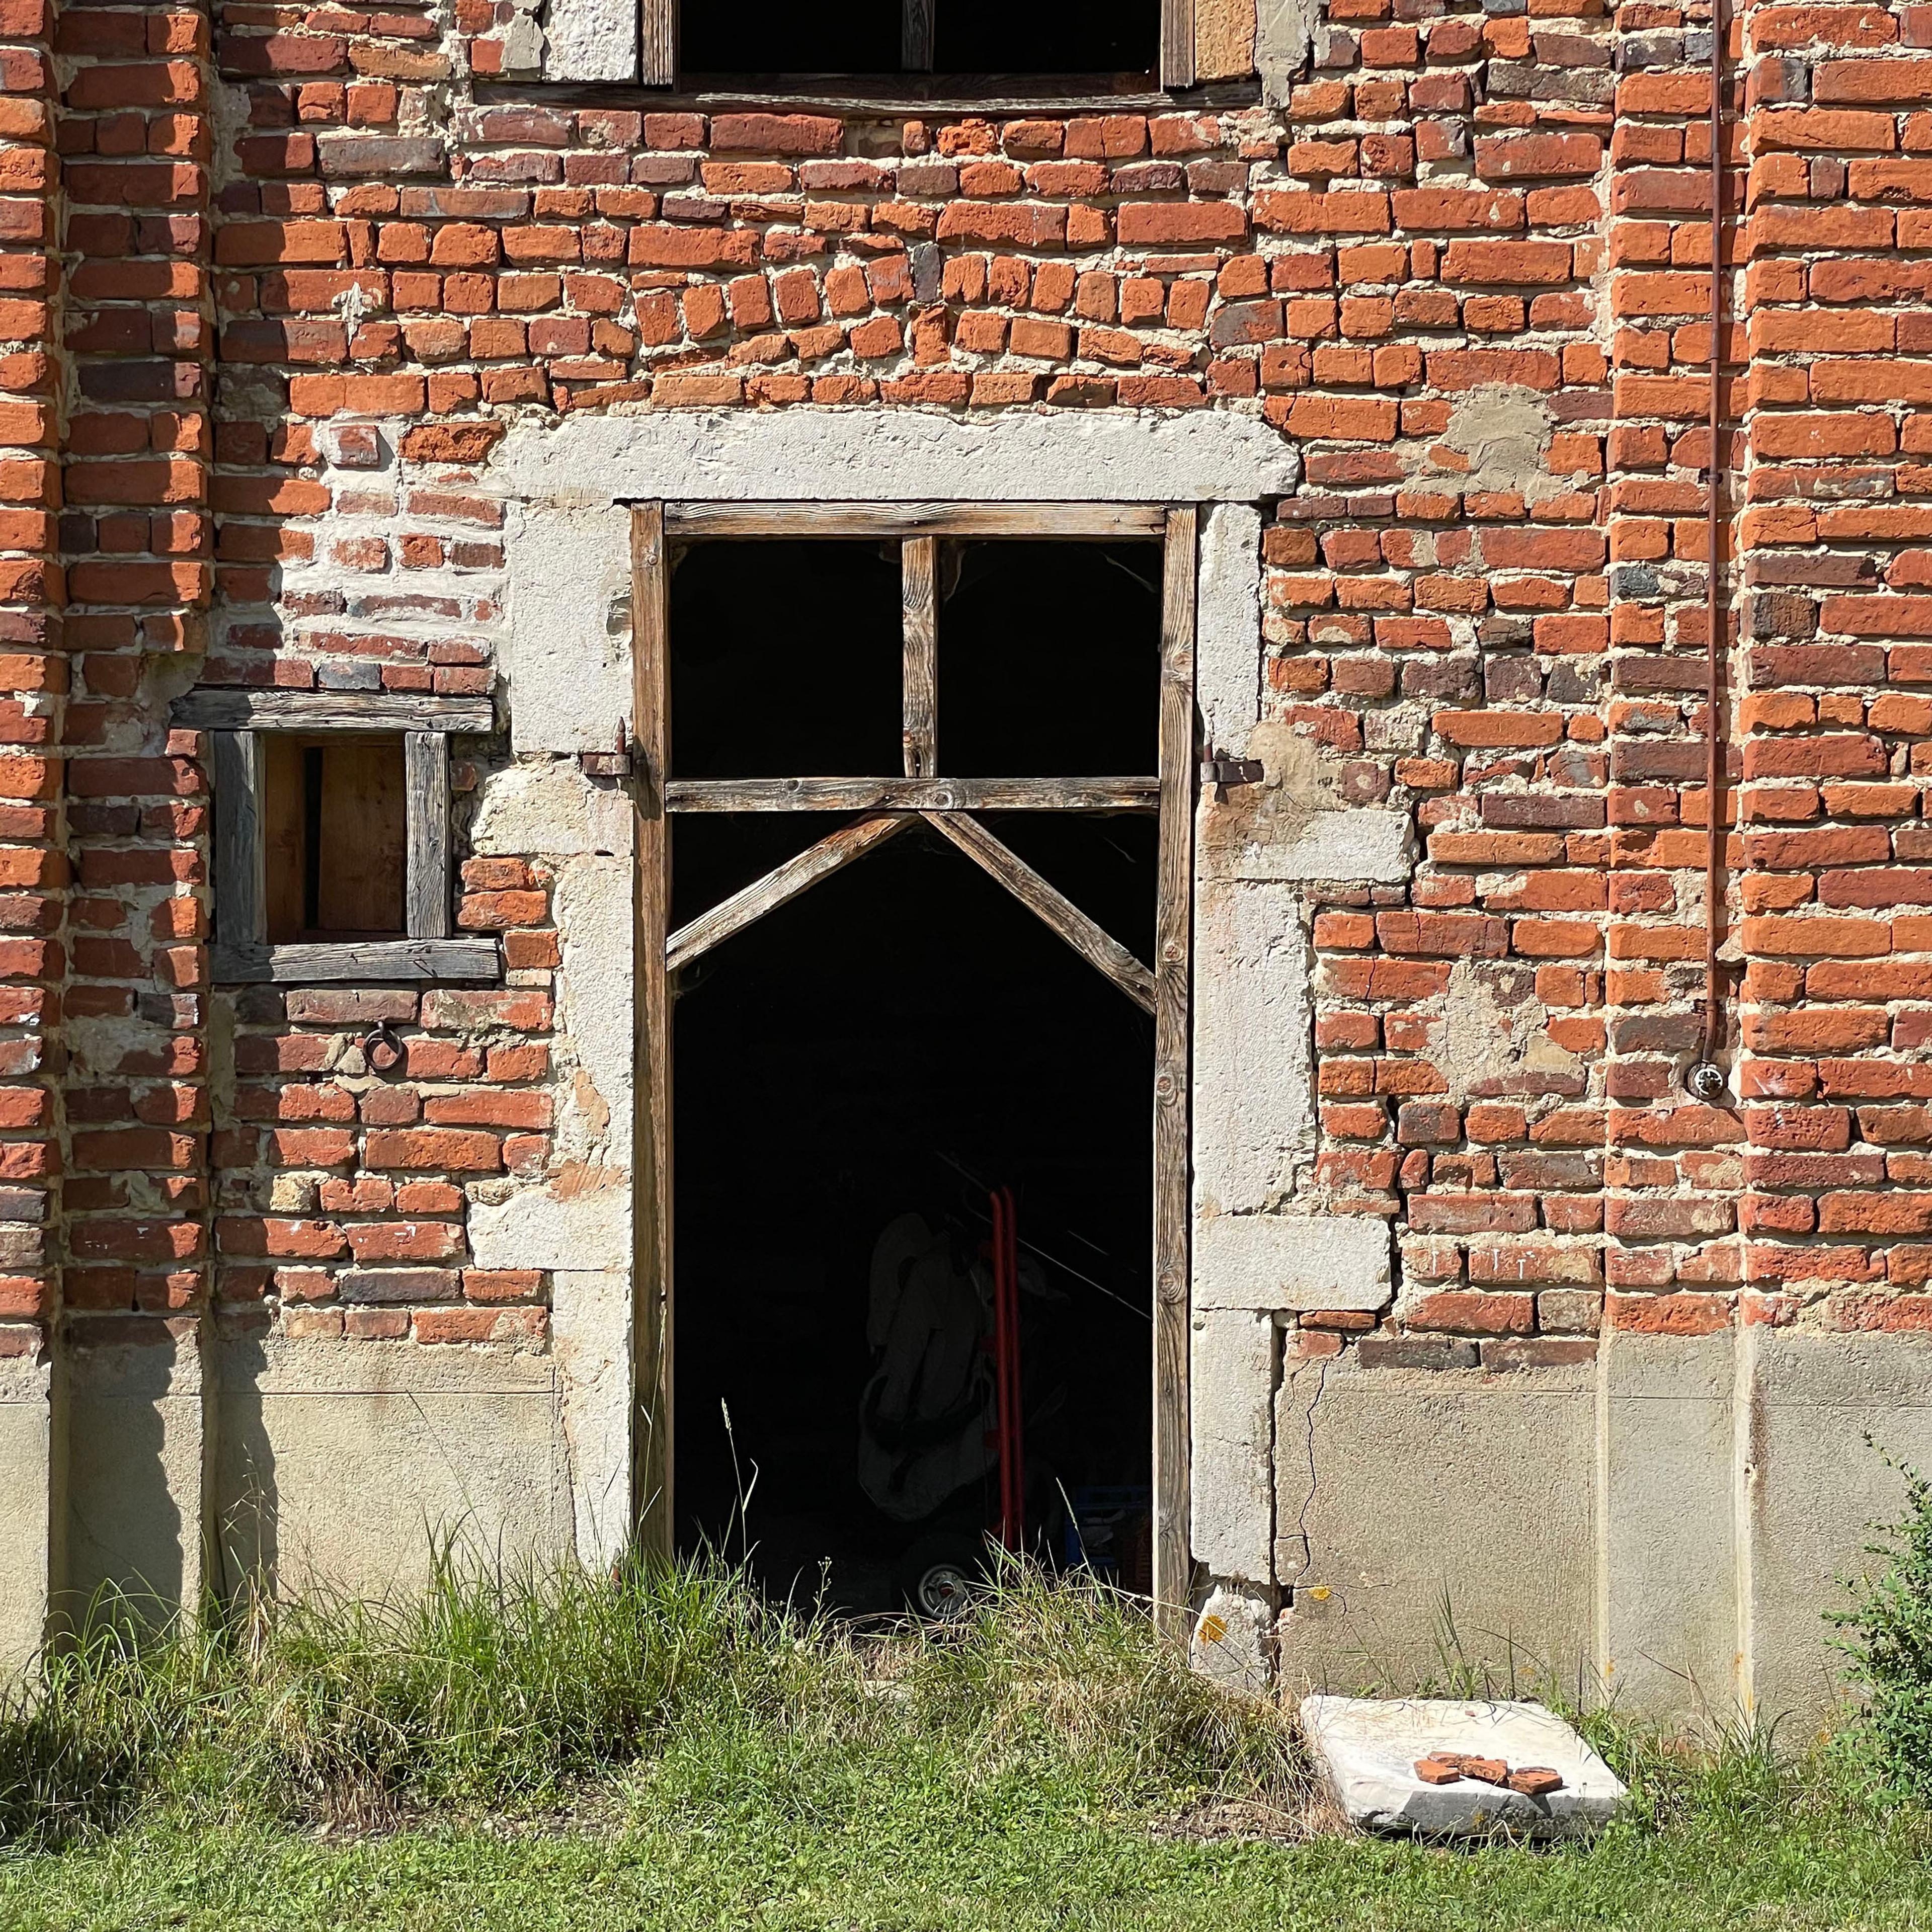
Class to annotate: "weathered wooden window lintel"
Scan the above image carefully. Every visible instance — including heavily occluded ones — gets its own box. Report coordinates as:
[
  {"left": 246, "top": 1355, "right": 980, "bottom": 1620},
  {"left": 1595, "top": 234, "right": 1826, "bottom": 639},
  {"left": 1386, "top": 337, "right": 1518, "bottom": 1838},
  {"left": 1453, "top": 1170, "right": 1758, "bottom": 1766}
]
[{"left": 181, "top": 690, "right": 499, "bottom": 986}]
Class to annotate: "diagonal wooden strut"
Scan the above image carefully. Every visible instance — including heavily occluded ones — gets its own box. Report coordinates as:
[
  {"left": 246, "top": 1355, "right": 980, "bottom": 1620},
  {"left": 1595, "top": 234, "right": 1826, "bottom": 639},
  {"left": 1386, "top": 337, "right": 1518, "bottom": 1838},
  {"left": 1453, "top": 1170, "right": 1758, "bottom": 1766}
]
[
  {"left": 667, "top": 813, "right": 909, "bottom": 974},
  {"left": 921, "top": 810, "right": 1157, "bottom": 1015}
]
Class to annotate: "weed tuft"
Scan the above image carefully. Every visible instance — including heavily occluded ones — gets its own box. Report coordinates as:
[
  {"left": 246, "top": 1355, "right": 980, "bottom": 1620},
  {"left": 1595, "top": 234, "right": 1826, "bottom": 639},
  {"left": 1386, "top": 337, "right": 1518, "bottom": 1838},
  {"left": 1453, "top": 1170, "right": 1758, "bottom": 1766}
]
[
  {"left": 0, "top": 1550, "right": 1303, "bottom": 1850},
  {"left": 1831, "top": 1441, "right": 1932, "bottom": 1799}
]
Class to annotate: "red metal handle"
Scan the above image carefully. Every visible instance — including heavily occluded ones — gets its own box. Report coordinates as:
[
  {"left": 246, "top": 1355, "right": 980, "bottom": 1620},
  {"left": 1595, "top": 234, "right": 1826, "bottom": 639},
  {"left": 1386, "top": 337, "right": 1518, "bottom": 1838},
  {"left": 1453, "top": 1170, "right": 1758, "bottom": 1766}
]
[{"left": 991, "top": 1185, "right": 1024, "bottom": 1552}]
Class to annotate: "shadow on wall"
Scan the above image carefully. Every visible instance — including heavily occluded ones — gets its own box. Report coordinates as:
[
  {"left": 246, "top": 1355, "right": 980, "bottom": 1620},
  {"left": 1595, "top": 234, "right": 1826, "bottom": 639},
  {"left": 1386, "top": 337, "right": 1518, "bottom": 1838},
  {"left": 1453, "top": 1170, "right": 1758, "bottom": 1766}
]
[
  {"left": 59, "top": 1328, "right": 190, "bottom": 1630},
  {"left": 209, "top": 1330, "right": 572, "bottom": 1609}
]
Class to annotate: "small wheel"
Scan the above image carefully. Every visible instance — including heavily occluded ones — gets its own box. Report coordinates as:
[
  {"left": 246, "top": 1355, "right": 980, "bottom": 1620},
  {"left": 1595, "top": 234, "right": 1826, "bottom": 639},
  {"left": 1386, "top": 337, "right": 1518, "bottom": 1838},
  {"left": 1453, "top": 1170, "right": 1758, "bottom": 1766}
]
[
  {"left": 902, "top": 1536, "right": 983, "bottom": 1620},
  {"left": 914, "top": 1558, "right": 975, "bottom": 1621}
]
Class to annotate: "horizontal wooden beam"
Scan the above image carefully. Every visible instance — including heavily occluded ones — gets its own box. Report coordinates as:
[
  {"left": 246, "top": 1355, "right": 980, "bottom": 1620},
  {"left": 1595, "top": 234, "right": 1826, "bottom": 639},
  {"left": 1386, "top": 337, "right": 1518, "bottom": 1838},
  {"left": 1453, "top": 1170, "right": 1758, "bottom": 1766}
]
[
  {"left": 666, "top": 777, "right": 1159, "bottom": 813},
  {"left": 663, "top": 503, "right": 1168, "bottom": 541},
  {"left": 484, "top": 80, "right": 1257, "bottom": 114},
  {"left": 667, "top": 813, "right": 908, "bottom": 975},
  {"left": 213, "top": 938, "right": 501, "bottom": 984},
  {"left": 174, "top": 689, "right": 496, "bottom": 734},
  {"left": 922, "top": 811, "right": 1156, "bottom": 1014}
]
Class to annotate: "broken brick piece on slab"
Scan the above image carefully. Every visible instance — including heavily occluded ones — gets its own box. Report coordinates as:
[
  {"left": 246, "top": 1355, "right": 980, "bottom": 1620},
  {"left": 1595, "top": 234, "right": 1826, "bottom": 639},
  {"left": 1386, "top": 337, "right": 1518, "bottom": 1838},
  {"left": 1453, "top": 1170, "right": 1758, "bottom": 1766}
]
[{"left": 1302, "top": 1696, "right": 1626, "bottom": 1840}]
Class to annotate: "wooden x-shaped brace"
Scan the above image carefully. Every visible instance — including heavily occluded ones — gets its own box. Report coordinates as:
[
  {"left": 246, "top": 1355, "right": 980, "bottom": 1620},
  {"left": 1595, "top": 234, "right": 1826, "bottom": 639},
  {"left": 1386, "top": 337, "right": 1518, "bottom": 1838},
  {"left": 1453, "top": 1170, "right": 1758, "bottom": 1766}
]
[{"left": 665, "top": 807, "right": 1156, "bottom": 1014}]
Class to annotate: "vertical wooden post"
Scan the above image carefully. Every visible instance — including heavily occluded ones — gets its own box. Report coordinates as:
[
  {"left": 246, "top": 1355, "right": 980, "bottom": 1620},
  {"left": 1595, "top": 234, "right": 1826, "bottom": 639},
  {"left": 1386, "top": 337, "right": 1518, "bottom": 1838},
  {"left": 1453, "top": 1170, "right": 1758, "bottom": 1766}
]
[
  {"left": 640, "top": 0, "right": 674, "bottom": 83},
  {"left": 1160, "top": 0, "right": 1196, "bottom": 89},
  {"left": 902, "top": 536, "right": 938, "bottom": 779},
  {"left": 1153, "top": 505, "right": 1196, "bottom": 1634},
  {"left": 212, "top": 731, "right": 265, "bottom": 949},
  {"left": 403, "top": 732, "right": 450, "bottom": 939},
  {"left": 903, "top": 0, "right": 935, "bottom": 70},
  {"left": 632, "top": 504, "right": 675, "bottom": 1558}
]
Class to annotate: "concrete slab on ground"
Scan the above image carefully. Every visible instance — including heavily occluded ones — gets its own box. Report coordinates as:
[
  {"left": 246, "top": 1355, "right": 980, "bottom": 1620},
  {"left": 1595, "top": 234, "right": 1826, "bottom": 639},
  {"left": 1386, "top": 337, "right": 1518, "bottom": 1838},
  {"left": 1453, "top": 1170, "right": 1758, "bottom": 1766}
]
[{"left": 1300, "top": 1695, "right": 1627, "bottom": 1838}]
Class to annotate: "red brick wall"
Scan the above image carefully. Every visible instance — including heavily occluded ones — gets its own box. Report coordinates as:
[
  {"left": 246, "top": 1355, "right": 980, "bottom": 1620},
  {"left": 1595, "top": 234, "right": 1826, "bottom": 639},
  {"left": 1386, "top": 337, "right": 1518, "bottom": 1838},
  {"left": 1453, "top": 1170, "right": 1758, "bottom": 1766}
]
[
  {"left": 0, "top": 0, "right": 59, "bottom": 1370},
  {"left": 7, "top": 0, "right": 1932, "bottom": 1375}
]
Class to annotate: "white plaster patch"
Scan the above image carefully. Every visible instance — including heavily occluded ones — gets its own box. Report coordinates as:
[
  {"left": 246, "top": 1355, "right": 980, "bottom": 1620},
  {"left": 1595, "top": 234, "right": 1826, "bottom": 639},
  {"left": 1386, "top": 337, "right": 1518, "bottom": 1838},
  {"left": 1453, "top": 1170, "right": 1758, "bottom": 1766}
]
[
  {"left": 1194, "top": 1214, "right": 1392, "bottom": 1313},
  {"left": 503, "top": 499, "right": 633, "bottom": 755},
  {"left": 216, "top": 1334, "right": 567, "bottom": 1601},
  {"left": 1430, "top": 387, "right": 1558, "bottom": 504},
  {"left": 0, "top": 1347, "right": 46, "bottom": 1403},
  {"left": 541, "top": 0, "right": 635, "bottom": 81},
  {"left": 1193, "top": 880, "right": 1312, "bottom": 1217},
  {"left": 0, "top": 1350, "right": 49, "bottom": 1674},
  {"left": 1438, "top": 956, "right": 1580, "bottom": 1106},
  {"left": 497, "top": 409, "right": 1301, "bottom": 509},
  {"left": 1197, "top": 502, "right": 1264, "bottom": 759},
  {"left": 468, "top": 1171, "right": 629, "bottom": 1272},
  {"left": 1233, "top": 808, "right": 1413, "bottom": 884},
  {"left": 551, "top": 853, "right": 634, "bottom": 1167},
  {"left": 1191, "top": 1309, "right": 1276, "bottom": 1583},
  {"left": 471, "top": 758, "right": 630, "bottom": 858},
  {"left": 550, "top": 1269, "right": 632, "bottom": 1568},
  {"left": 63, "top": 1335, "right": 211, "bottom": 1616},
  {"left": 1257, "top": 0, "right": 1318, "bottom": 103},
  {"left": 1199, "top": 722, "right": 1414, "bottom": 887},
  {"left": 1192, "top": 1584, "right": 1274, "bottom": 1697},
  {"left": 1301, "top": 1696, "right": 1627, "bottom": 1838}
]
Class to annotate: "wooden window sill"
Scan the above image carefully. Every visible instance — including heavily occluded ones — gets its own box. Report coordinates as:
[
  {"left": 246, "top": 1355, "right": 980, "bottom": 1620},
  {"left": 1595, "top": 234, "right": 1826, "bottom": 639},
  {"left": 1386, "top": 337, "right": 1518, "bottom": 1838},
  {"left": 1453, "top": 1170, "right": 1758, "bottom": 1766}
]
[{"left": 213, "top": 939, "right": 502, "bottom": 985}]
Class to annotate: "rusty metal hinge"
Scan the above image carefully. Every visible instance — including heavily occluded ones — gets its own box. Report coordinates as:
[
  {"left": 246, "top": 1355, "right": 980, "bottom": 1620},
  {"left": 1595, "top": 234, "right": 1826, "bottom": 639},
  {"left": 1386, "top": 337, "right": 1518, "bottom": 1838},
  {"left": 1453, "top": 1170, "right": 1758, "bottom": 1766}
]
[
  {"left": 581, "top": 722, "right": 633, "bottom": 780},
  {"left": 1199, "top": 756, "right": 1263, "bottom": 788}
]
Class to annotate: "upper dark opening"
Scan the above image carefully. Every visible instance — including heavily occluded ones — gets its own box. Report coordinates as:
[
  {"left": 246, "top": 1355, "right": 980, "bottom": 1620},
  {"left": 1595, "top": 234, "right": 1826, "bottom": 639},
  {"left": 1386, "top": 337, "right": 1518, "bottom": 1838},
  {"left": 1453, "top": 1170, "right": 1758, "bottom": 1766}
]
[
  {"left": 680, "top": 0, "right": 903, "bottom": 76},
  {"left": 937, "top": 0, "right": 1160, "bottom": 75},
  {"left": 677, "top": 0, "right": 1160, "bottom": 77},
  {"left": 937, "top": 539, "right": 1161, "bottom": 778},
  {"left": 669, "top": 537, "right": 1161, "bottom": 782},
  {"left": 669, "top": 538, "right": 905, "bottom": 780}
]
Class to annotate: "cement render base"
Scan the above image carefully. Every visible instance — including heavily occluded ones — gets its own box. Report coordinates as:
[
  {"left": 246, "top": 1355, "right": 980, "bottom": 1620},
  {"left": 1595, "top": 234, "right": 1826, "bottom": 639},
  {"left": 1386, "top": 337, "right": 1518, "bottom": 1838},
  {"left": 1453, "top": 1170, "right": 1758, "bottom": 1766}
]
[
  {"left": 1276, "top": 1325, "right": 1932, "bottom": 1727},
  {"left": 2, "top": 1324, "right": 1925, "bottom": 1727},
  {"left": 19, "top": 1335, "right": 572, "bottom": 1638}
]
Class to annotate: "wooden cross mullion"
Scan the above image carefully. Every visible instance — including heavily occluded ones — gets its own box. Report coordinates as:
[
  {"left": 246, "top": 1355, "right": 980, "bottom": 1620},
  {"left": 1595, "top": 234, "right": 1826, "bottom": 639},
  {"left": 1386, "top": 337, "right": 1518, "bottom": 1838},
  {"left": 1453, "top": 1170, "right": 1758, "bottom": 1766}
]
[{"left": 903, "top": 0, "right": 935, "bottom": 70}]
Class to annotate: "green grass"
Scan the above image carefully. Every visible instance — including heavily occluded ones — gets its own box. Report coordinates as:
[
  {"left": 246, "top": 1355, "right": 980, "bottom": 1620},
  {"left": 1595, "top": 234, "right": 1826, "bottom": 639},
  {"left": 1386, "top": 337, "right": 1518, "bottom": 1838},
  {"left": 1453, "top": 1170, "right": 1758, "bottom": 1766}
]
[{"left": 2, "top": 1555, "right": 1930, "bottom": 1930}]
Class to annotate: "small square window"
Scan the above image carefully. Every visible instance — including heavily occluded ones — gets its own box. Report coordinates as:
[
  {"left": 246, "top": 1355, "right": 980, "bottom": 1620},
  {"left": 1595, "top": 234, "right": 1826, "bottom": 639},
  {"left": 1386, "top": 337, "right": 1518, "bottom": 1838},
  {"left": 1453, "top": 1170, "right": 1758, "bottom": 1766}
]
[
  {"left": 262, "top": 736, "right": 409, "bottom": 943},
  {"left": 174, "top": 689, "right": 502, "bottom": 985}
]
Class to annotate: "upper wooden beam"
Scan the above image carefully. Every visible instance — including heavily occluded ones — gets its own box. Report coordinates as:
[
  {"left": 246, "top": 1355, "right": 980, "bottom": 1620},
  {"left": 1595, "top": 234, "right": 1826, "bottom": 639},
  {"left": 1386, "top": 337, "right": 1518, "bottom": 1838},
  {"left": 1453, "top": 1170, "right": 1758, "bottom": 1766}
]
[
  {"left": 174, "top": 689, "right": 496, "bottom": 734},
  {"left": 663, "top": 503, "right": 1168, "bottom": 541},
  {"left": 666, "top": 777, "right": 1159, "bottom": 813}
]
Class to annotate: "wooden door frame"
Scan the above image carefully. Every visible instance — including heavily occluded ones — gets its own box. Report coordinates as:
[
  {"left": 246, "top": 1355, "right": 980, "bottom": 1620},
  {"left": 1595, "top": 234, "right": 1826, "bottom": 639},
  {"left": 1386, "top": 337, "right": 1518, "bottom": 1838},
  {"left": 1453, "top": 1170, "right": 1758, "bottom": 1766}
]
[{"left": 630, "top": 501, "right": 1198, "bottom": 1628}]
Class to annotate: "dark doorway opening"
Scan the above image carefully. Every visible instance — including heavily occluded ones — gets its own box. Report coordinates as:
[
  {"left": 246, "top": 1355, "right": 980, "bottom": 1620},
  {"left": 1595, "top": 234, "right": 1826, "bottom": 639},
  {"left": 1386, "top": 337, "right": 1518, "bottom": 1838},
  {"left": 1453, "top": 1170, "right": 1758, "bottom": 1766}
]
[{"left": 668, "top": 536, "right": 1160, "bottom": 1615}]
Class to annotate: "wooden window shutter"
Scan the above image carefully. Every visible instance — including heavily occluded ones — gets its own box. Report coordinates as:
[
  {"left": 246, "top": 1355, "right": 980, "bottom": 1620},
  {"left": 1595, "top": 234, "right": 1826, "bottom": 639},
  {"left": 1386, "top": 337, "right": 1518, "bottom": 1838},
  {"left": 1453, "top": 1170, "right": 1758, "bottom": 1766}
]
[
  {"left": 1160, "top": 0, "right": 1195, "bottom": 87},
  {"left": 641, "top": 0, "right": 674, "bottom": 83}
]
